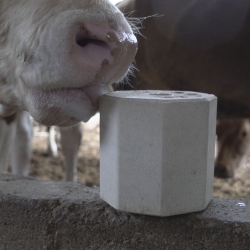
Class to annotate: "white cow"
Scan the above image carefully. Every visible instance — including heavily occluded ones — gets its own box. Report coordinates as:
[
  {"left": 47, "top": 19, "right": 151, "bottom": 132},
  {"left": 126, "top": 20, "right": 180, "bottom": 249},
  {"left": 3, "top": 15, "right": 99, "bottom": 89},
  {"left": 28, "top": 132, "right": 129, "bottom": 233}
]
[
  {"left": 0, "top": 110, "right": 82, "bottom": 181},
  {"left": 0, "top": 0, "right": 137, "bottom": 179},
  {"left": 0, "top": 110, "right": 32, "bottom": 174}
]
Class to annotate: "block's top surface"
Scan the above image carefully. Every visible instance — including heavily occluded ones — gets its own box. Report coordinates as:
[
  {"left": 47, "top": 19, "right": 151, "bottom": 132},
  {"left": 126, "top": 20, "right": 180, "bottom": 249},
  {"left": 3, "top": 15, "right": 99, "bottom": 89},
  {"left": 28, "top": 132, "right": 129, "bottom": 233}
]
[{"left": 102, "top": 90, "right": 216, "bottom": 102}]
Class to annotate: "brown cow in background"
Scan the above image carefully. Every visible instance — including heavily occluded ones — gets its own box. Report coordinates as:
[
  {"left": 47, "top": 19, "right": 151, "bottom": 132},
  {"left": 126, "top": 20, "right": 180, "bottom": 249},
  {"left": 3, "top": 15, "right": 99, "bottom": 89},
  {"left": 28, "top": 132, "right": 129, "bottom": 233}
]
[{"left": 118, "top": 0, "right": 250, "bottom": 178}]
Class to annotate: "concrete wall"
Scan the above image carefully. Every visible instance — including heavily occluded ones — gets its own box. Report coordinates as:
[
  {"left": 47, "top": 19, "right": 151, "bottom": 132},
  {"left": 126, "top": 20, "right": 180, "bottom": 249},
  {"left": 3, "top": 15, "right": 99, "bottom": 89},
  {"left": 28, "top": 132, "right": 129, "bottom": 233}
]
[{"left": 0, "top": 174, "right": 249, "bottom": 250}]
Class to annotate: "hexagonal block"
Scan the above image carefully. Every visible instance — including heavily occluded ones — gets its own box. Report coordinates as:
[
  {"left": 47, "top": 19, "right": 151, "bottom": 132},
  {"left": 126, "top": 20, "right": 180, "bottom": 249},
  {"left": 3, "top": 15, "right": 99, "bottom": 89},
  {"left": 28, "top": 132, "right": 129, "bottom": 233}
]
[{"left": 100, "top": 90, "right": 217, "bottom": 216}]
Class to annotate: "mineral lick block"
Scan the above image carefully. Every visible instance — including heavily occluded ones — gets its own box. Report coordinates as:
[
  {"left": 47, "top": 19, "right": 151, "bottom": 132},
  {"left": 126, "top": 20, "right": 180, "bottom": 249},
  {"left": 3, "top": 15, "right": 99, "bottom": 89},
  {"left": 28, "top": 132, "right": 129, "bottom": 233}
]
[{"left": 100, "top": 90, "right": 217, "bottom": 216}]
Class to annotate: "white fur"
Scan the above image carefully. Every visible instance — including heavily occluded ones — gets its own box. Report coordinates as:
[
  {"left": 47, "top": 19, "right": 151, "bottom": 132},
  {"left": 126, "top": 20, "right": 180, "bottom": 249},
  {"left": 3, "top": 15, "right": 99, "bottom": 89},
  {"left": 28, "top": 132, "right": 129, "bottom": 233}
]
[
  {"left": 0, "top": 117, "right": 15, "bottom": 172},
  {"left": 0, "top": 111, "right": 82, "bottom": 181},
  {"left": 10, "top": 111, "right": 33, "bottom": 175},
  {"left": 60, "top": 124, "right": 83, "bottom": 181},
  {"left": 0, "top": 0, "right": 137, "bottom": 180},
  {"left": 0, "top": 0, "right": 137, "bottom": 126}
]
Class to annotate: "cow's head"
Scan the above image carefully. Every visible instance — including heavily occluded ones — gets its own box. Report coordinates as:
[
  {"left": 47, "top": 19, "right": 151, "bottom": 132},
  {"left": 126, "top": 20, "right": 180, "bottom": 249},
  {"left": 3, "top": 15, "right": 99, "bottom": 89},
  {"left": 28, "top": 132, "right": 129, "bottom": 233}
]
[
  {"left": 0, "top": 0, "right": 137, "bottom": 126},
  {"left": 215, "top": 119, "right": 250, "bottom": 178}
]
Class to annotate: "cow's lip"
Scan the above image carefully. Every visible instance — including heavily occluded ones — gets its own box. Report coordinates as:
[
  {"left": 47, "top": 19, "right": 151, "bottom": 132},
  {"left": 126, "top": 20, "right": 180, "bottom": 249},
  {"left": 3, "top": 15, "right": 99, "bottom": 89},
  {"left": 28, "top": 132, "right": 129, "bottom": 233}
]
[
  {"left": 73, "top": 84, "right": 110, "bottom": 107},
  {"left": 25, "top": 83, "right": 111, "bottom": 126},
  {"left": 33, "top": 83, "right": 110, "bottom": 108}
]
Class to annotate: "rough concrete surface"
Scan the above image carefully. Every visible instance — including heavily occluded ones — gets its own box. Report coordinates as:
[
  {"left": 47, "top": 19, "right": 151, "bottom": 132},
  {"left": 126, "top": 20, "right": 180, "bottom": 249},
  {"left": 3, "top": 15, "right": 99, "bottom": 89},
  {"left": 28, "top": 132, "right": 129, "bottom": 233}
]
[{"left": 0, "top": 174, "right": 249, "bottom": 250}]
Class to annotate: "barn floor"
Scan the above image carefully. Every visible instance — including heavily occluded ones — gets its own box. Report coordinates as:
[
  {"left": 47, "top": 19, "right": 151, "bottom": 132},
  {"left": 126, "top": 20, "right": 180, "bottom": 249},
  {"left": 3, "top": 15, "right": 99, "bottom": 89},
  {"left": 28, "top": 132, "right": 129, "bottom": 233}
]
[{"left": 9, "top": 116, "right": 250, "bottom": 199}]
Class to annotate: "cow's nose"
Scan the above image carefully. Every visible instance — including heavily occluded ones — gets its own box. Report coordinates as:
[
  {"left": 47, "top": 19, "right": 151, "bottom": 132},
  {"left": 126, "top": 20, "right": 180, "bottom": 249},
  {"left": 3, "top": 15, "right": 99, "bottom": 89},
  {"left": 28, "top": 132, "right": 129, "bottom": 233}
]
[
  {"left": 74, "top": 26, "right": 111, "bottom": 66},
  {"left": 73, "top": 22, "right": 137, "bottom": 82},
  {"left": 214, "top": 164, "right": 234, "bottom": 178}
]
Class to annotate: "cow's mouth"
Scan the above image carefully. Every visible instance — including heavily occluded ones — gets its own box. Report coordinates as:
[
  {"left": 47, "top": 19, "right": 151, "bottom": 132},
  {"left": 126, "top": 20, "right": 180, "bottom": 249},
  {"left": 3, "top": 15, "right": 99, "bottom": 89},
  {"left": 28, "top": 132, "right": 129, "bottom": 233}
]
[
  {"left": 40, "top": 84, "right": 109, "bottom": 108},
  {"left": 24, "top": 83, "right": 111, "bottom": 126}
]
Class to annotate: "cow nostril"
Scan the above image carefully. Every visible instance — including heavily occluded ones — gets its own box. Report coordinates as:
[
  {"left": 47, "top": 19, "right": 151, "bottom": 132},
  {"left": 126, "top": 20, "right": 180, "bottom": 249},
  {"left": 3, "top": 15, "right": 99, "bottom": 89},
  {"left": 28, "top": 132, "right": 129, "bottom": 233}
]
[
  {"left": 76, "top": 38, "right": 90, "bottom": 47},
  {"left": 76, "top": 38, "right": 108, "bottom": 48},
  {"left": 241, "top": 130, "right": 248, "bottom": 138},
  {"left": 214, "top": 164, "right": 232, "bottom": 178},
  {"left": 75, "top": 30, "right": 108, "bottom": 49}
]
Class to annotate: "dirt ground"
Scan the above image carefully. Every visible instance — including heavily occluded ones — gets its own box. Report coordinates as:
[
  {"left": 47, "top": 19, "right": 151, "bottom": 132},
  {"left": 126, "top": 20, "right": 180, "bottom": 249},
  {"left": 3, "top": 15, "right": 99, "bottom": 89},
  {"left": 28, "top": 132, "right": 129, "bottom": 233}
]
[{"left": 8, "top": 116, "right": 250, "bottom": 199}]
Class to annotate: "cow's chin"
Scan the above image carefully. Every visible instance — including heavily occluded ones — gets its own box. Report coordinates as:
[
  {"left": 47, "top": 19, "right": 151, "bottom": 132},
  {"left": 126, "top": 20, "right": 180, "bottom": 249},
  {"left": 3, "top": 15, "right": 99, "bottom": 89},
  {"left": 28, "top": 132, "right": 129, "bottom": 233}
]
[{"left": 24, "top": 84, "right": 109, "bottom": 127}]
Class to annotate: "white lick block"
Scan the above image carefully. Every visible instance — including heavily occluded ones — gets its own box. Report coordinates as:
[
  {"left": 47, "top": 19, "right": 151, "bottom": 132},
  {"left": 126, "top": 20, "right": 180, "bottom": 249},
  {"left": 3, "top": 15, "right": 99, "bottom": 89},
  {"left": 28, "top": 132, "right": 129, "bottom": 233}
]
[{"left": 100, "top": 90, "right": 217, "bottom": 216}]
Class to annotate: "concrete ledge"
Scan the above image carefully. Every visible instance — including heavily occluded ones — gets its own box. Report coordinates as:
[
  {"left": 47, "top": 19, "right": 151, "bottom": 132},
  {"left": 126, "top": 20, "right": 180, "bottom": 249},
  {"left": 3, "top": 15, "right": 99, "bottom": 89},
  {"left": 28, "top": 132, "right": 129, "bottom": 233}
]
[{"left": 0, "top": 174, "right": 249, "bottom": 250}]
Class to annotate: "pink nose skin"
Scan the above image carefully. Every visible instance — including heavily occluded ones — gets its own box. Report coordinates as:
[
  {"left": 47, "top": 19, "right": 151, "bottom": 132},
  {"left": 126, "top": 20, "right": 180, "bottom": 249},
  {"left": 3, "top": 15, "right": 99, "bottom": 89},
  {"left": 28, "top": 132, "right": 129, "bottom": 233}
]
[
  {"left": 75, "top": 27, "right": 113, "bottom": 70},
  {"left": 72, "top": 21, "right": 138, "bottom": 85},
  {"left": 59, "top": 21, "right": 138, "bottom": 108}
]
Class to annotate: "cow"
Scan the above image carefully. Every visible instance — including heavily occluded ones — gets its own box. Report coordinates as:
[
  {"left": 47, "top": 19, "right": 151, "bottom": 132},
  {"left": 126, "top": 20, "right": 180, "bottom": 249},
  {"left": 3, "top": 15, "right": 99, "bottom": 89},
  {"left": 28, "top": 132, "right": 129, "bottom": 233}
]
[
  {"left": 0, "top": 0, "right": 137, "bottom": 178},
  {"left": 117, "top": 0, "right": 250, "bottom": 178},
  {"left": 2, "top": 112, "right": 82, "bottom": 182}
]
